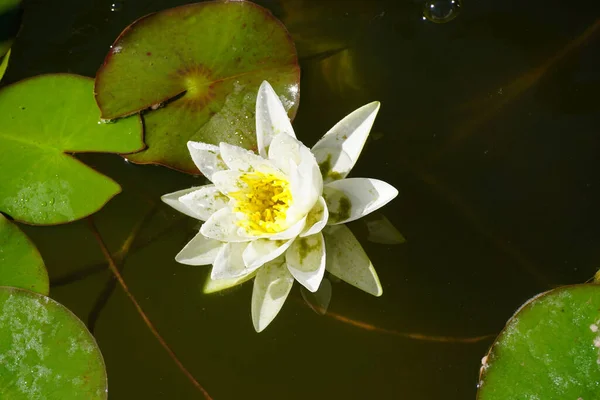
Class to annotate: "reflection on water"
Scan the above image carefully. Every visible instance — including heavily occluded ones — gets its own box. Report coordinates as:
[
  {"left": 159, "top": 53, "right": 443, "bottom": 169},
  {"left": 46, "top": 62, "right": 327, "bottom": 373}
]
[{"left": 5, "top": 0, "right": 600, "bottom": 398}]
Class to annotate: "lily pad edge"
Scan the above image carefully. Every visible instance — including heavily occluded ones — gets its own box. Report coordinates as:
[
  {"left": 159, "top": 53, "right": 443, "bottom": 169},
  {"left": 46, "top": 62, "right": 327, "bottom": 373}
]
[{"left": 0, "top": 73, "right": 145, "bottom": 225}]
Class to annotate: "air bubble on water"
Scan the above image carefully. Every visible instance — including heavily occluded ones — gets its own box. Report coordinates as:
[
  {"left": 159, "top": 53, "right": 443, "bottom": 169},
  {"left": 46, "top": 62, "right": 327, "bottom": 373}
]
[
  {"left": 423, "top": 0, "right": 462, "bottom": 24},
  {"left": 110, "top": 2, "right": 123, "bottom": 12}
]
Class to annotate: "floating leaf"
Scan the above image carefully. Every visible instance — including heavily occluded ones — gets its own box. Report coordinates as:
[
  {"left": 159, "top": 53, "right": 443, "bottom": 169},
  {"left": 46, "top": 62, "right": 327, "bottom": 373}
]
[
  {"left": 0, "top": 0, "right": 22, "bottom": 57},
  {"left": 0, "top": 48, "right": 9, "bottom": 81},
  {"left": 0, "top": 74, "right": 144, "bottom": 225},
  {"left": 0, "top": 214, "right": 48, "bottom": 294},
  {"left": 477, "top": 284, "right": 600, "bottom": 399},
  {"left": 95, "top": 1, "right": 300, "bottom": 173},
  {"left": 0, "top": 286, "right": 107, "bottom": 399}
]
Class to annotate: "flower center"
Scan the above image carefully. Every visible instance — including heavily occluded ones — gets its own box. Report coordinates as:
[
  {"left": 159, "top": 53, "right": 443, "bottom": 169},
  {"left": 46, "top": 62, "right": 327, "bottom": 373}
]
[{"left": 230, "top": 171, "right": 292, "bottom": 235}]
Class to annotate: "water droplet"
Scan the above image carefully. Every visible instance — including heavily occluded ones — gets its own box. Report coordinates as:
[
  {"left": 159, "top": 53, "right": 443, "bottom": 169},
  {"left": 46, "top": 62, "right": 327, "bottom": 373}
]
[
  {"left": 110, "top": 2, "right": 123, "bottom": 12},
  {"left": 423, "top": 0, "right": 461, "bottom": 23}
]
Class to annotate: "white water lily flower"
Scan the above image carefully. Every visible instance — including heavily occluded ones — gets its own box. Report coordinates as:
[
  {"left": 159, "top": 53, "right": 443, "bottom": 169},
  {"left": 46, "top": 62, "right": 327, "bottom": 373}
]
[{"left": 162, "top": 81, "right": 398, "bottom": 332}]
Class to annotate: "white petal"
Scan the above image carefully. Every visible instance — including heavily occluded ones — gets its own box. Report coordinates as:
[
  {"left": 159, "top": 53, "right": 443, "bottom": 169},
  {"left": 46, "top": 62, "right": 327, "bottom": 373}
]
[
  {"left": 211, "top": 242, "right": 251, "bottom": 280},
  {"left": 203, "top": 269, "right": 256, "bottom": 294},
  {"left": 187, "top": 141, "right": 227, "bottom": 180},
  {"left": 219, "top": 142, "right": 274, "bottom": 173},
  {"left": 311, "top": 147, "right": 353, "bottom": 184},
  {"left": 311, "top": 101, "right": 380, "bottom": 181},
  {"left": 256, "top": 81, "right": 296, "bottom": 158},
  {"left": 175, "top": 232, "right": 223, "bottom": 266},
  {"left": 323, "top": 178, "right": 398, "bottom": 225},
  {"left": 301, "top": 196, "right": 329, "bottom": 237},
  {"left": 323, "top": 225, "right": 382, "bottom": 296},
  {"left": 243, "top": 239, "right": 294, "bottom": 270},
  {"left": 251, "top": 259, "right": 294, "bottom": 332},
  {"left": 286, "top": 145, "right": 322, "bottom": 222},
  {"left": 200, "top": 207, "right": 249, "bottom": 242},
  {"left": 268, "top": 132, "right": 301, "bottom": 174},
  {"left": 211, "top": 170, "right": 246, "bottom": 195},
  {"left": 178, "top": 185, "right": 229, "bottom": 221},
  {"left": 161, "top": 186, "right": 205, "bottom": 219},
  {"left": 286, "top": 233, "right": 326, "bottom": 292}
]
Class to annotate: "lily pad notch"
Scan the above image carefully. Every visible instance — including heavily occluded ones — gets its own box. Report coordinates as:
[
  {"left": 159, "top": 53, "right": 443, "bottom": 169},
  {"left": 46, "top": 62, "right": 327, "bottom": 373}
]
[
  {"left": 95, "top": 0, "right": 301, "bottom": 173},
  {"left": 0, "top": 74, "right": 144, "bottom": 225}
]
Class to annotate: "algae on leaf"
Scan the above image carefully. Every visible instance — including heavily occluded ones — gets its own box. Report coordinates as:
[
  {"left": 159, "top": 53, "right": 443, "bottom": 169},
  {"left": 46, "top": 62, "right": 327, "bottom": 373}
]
[
  {"left": 478, "top": 284, "right": 600, "bottom": 400},
  {"left": 0, "top": 74, "right": 144, "bottom": 225},
  {"left": 0, "top": 287, "right": 107, "bottom": 399}
]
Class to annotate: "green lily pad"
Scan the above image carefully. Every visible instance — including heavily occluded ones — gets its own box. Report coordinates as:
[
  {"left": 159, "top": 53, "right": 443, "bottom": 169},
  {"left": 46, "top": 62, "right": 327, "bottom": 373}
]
[
  {"left": 0, "top": 74, "right": 144, "bottom": 225},
  {"left": 0, "top": 286, "right": 107, "bottom": 399},
  {"left": 0, "top": 214, "right": 48, "bottom": 295},
  {"left": 0, "top": 48, "right": 9, "bottom": 81},
  {"left": 0, "top": 0, "right": 22, "bottom": 58},
  {"left": 95, "top": 1, "right": 300, "bottom": 173},
  {"left": 477, "top": 284, "right": 600, "bottom": 399}
]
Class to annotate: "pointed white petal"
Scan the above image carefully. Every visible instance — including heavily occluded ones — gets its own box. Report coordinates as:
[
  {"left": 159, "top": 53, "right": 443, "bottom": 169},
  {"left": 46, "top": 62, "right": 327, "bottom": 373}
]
[
  {"left": 301, "top": 196, "right": 329, "bottom": 237},
  {"left": 175, "top": 232, "right": 223, "bottom": 266},
  {"left": 323, "top": 178, "right": 398, "bottom": 225},
  {"left": 251, "top": 259, "right": 294, "bottom": 332},
  {"left": 200, "top": 207, "right": 249, "bottom": 242},
  {"left": 311, "top": 147, "right": 354, "bottom": 183},
  {"left": 161, "top": 186, "right": 206, "bottom": 219},
  {"left": 211, "top": 242, "right": 252, "bottom": 280},
  {"left": 256, "top": 81, "right": 296, "bottom": 158},
  {"left": 177, "top": 185, "right": 229, "bottom": 221},
  {"left": 286, "top": 233, "right": 326, "bottom": 292},
  {"left": 268, "top": 132, "right": 301, "bottom": 174},
  {"left": 300, "top": 278, "right": 332, "bottom": 315},
  {"left": 243, "top": 239, "right": 294, "bottom": 270},
  {"left": 210, "top": 170, "right": 246, "bottom": 195},
  {"left": 219, "top": 142, "right": 274, "bottom": 173},
  {"left": 203, "top": 269, "right": 256, "bottom": 294},
  {"left": 323, "top": 225, "right": 382, "bottom": 296},
  {"left": 311, "top": 101, "right": 380, "bottom": 181},
  {"left": 286, "top": 145, "right": 322, "bottom": 222},
  {"left": 187, "top": 141, "right": 227, "bottom": 180}
]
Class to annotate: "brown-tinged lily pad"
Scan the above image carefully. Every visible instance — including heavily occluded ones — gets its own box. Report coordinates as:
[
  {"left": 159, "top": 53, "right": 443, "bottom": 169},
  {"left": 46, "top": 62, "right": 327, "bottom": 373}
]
[
  {"left": 95, "top": 0, "right": 300, "bottom": 173},
  {"left": 0, "top": 74, "right": 144, "bottom": 225}
]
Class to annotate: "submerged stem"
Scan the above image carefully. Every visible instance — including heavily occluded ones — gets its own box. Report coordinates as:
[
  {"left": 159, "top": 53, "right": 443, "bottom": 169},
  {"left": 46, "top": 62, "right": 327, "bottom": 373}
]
[
  {"left": 51, "top": 213, "right": 187, "bottom": 287},
  {"left": 87, "top": 205, "right": 157, "bottom": 332},
  {"left": 87, "top": 217, "right": 213, "bottom": 400},
  {"left": 323, "top": 309, "right": 495, "bottom": 344}
]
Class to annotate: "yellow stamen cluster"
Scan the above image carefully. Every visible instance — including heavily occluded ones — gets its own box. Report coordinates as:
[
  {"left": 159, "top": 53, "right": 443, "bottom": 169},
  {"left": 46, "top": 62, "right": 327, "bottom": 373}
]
[{"left": 230, "top": 171, "right": 292, "bottom": 235}]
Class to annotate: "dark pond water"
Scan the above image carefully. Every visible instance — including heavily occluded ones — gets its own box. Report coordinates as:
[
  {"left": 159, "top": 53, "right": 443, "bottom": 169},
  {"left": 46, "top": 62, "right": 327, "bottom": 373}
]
[{"left": 5, "top": 0, "right": 600, "bottom": 398}]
